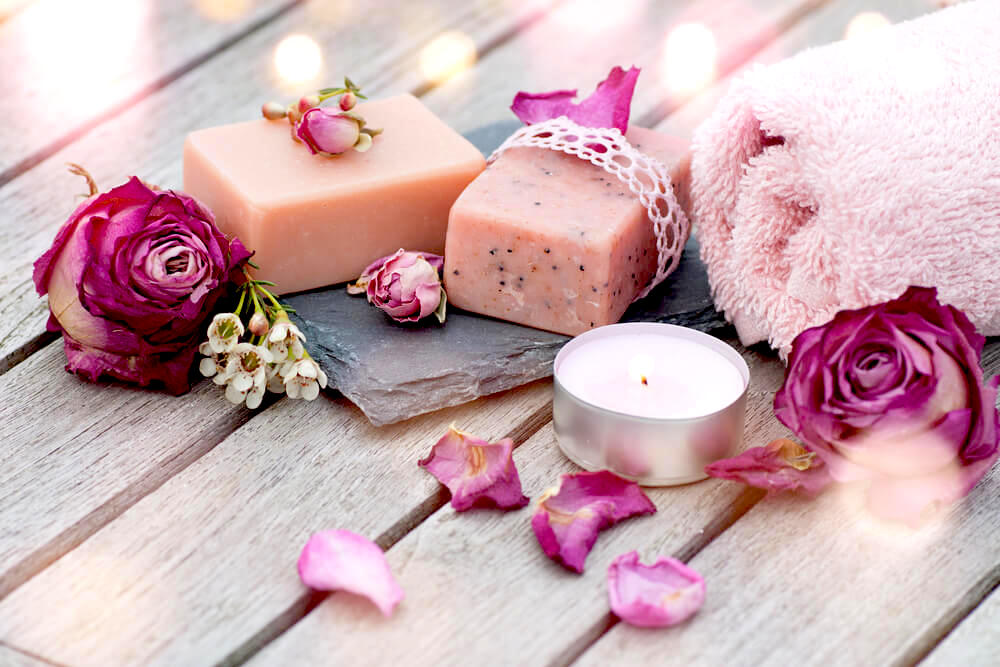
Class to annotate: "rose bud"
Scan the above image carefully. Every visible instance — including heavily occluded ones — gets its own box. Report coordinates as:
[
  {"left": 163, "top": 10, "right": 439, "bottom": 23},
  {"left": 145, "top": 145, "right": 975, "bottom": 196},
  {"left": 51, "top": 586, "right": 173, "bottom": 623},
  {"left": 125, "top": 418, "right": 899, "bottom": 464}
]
[
  {"left": 33, "top": 175, "right": 251, "bottom": 394},
  {"left": 348, "top": 249, "right": 447, "bottom": 323},
  {"left": 298, "top": 94, "right": 320, "bottom": 113},
  {"left": 339, "top": 91, "right": 357, "bottom": 111},
  {"left": 248, "top": 311, "right": 270, "bottom": 337},
  {"left": 261, "top": 101, "right": 287, "bottom": 120},
  {"left": 295, "top": 108, "right": 362, "bottom": 156},
  {"left": 774, "top": 286, "right": 1000, "bottom": 525}
]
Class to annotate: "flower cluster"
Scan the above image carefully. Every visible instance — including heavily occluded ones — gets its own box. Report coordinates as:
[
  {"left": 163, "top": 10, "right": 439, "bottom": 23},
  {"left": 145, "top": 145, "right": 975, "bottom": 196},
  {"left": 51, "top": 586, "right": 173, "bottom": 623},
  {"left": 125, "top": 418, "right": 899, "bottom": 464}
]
[
  {"left": 261, "top": 77, "right": 382, "bottom": 156},
  {"left": 198, "top": 271, "right": 327, "bottom": 409}
]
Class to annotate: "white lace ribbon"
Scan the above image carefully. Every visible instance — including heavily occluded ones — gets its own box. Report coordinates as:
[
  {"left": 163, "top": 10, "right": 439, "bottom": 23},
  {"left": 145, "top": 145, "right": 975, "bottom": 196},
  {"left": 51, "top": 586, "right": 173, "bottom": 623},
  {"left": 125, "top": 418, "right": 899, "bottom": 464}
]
[{"left": 488, "top": 116, "right": 689, "bottom": 300}]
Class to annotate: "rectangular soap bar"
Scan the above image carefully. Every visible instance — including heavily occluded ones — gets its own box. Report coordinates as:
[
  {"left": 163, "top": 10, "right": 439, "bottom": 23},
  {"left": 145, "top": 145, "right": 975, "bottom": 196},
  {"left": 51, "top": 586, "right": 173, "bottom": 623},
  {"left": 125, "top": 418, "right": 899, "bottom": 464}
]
[
  {"left": 443, "top": 127, "right": 689, "bottom": 336},
  {"left": 184, "top": 94, "right": 485, "bottom": 294}
]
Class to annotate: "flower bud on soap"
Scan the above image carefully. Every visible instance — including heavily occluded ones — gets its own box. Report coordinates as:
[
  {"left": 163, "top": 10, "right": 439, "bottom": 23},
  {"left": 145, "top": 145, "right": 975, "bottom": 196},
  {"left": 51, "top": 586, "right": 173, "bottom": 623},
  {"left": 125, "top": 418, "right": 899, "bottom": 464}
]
[
  {"left": 295, "top": 108, "right": 362, "bottom": 156},
  {"left": 339, "top": 91, "right": 357, "bottom": 111}
]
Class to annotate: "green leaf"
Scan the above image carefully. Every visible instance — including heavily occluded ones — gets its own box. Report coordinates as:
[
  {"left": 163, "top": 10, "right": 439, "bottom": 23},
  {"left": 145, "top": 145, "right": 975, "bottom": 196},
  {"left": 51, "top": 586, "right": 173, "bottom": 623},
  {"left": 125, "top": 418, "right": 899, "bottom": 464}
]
[{"left": 433, "top": 287, "right": 448, "bottom": 324}]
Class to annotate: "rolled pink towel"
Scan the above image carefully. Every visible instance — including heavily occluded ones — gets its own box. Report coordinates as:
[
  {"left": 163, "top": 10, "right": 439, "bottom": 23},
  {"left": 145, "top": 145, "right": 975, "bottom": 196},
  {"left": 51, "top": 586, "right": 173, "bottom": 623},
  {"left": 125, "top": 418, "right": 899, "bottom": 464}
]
[{"left": 691, "top": 0, "right": 1000, "bottom": 356}]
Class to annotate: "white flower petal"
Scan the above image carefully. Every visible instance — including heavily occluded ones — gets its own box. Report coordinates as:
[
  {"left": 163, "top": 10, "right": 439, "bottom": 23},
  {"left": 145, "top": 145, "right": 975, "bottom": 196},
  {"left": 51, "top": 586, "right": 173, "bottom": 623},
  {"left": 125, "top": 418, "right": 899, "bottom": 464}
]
[
  {"left": 246, "top": 386, "right": 265, "bottom": 409},
  {"left": 225, "top": 383, "right": 247, "bottom": 405},
  {"left": 232, "top": 372, "right": 253, "bottom": 392},
  {"left": 301, "top": 381, "right": 320, "bottom": 401},
  {"left": 286, "top": 379, "right": 302, "bottom": 399},
  {"left": 317, "top": 368, "right": 328, "bottom": 389},
  {"left": 199, "top": 357, "right": 218, "bottom": 377}
]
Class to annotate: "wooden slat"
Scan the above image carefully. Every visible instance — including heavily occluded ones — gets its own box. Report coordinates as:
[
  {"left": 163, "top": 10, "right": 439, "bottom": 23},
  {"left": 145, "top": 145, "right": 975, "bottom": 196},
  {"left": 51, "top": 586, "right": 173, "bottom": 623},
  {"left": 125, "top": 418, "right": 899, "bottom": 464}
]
[
  {"left": 577, "top": 345, "right": 1000, "bottom": 666},
  {"left": 420, "top": 0, "right": 828, "bottom": 136},
  {"left": 0, "top": 381, "right": 552, "bottom": 666},
  {"left": 246, "top": 345, "right": 786, "bottom": 666},
  {"left": 0, "top": 0, "right": 558, "bottom": 376},
  {"left": 922, "top": 586, "right": 1000, "bottom": 667},
  {"left": 0, "top": 343, "right": 257, "bottom": 600},
  {"left": 659, "top": 0, "right": 942, "bottom": 141},
  {"left": 0, "top": 0, "right": 299, "bottom": 182}
]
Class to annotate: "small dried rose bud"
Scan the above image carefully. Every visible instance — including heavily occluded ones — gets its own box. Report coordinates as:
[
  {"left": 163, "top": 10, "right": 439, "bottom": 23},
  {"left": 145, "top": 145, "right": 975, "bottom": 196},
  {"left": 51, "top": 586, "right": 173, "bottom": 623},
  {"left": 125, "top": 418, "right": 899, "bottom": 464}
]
[
  {"left": 339, "top": 91, "right": 357, "bottom": 111},
  {"left": 353, "top": 131, "right": 373, "bottom": 153},
  {"left": 296, "top": 108, "right": 361, "bottom": 155},
  {"left": 298, "top": 94, "right": 320, "bottom": 113},
  {"left": 248, "top": 311, "right": 269, "bottom": 336},
  {"left": 261, "top": 102, "right": 287, "bottom": 120},
  {"left": 287, "top": 104, "right": 303, "bottom": 124}
]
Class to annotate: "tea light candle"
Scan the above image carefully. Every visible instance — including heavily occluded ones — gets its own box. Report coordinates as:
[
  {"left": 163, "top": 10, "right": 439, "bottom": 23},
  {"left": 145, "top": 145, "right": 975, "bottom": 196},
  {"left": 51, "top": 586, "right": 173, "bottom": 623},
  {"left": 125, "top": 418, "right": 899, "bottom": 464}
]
[{"left": 553, "top": 323, "right": 749, "bottom": 485}]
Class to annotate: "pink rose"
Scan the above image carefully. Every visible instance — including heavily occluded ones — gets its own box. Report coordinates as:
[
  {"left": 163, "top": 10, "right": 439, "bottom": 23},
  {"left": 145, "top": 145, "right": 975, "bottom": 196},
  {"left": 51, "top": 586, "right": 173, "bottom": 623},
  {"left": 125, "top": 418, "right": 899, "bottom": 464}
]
[
  {"left": 33, "top": 176, "right": 250, "bottom": 394},
  {"left": 295, "top": 107, "right": 362, "bottom": 155},
  {"left": 348, "top": 249, "right": 446, "bottom": 323}
]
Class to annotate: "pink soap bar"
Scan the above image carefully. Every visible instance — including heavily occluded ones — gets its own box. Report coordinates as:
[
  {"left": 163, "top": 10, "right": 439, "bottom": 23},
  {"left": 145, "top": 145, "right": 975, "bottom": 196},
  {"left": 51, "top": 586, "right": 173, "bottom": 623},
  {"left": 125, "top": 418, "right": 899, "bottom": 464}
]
[
  {"left": 184, "top": 94, "right": 485, "bottom": 294},
  {"left": 443, "top": 127, "right": 689, "bottom": 336}
]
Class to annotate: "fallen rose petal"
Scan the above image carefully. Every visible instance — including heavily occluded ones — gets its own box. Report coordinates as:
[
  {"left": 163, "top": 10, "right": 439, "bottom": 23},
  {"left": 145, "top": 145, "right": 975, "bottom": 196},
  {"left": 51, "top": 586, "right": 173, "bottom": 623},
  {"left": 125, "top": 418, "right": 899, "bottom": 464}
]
[
  {"left": 511, "top": 66, "right": 641, "bottom": 133},
  {"left": 418, "top": 425, "right": 529, "bottom": 511},
  {"left": 607, "top": 551, "right": 705, "bottom": 628},
  {"left": 297, "top": 530, "right": 404, "bottom": 617},
  {"left": 532, "top": 470, "right": 656, "bottom": 573},
  {"left": 705, "top": 438, "right": 834, "bottom": 496}
]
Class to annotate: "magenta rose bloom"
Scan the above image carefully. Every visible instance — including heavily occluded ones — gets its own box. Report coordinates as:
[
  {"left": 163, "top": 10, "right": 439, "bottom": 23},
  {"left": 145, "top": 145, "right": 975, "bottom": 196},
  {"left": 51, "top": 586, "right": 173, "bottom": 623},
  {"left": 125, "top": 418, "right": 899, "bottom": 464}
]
[
  {"left": 774, "top": 286, "right": 1000, "bottom": 524},
  {"left": 296, "top": 107, "right": 362, "bottom": 155},
  {"left": 33, "top": 176, "right": 250, "bottom": 394},
  {"left": 347, "top": 249, "right": 446, "bottom": 323}
]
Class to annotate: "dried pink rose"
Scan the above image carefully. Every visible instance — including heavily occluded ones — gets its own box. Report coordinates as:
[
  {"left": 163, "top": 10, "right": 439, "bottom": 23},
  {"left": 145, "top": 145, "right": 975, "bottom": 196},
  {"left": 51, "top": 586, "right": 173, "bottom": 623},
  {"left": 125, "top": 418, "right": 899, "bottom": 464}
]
[
  {"left": 607, "top": 551, "right": 705, "bottom": 628},
  {"left": 419, "top": 425, "right": 529, "bottom": 511},
  {"left": 297, "top": 530, "right": 404, "bottom": 617},
  {"left": 511, "top": 66, "right": 641, "bottom": 133},
  {"left": 33, "top": 173, "right": 250, "bottom": 394},
  {"left": 347, "top": 249, "right": 447, "bottom": 323},
  {"left": 705, "top": 438, "right": 833, "bottom": 496},
  {"left": 295, "top": 107, "right": 362, "bottom": 155},
  {"left": 531, "top": 470, "right": 656, "bottom": 573}
]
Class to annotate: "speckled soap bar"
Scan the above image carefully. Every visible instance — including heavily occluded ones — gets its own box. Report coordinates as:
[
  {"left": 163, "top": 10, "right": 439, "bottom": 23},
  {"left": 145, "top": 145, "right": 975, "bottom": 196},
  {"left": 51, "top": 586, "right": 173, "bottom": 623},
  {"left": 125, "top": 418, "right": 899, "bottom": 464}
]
[{"left": 443, "top": 127, "right": 689, "bottom": 336}]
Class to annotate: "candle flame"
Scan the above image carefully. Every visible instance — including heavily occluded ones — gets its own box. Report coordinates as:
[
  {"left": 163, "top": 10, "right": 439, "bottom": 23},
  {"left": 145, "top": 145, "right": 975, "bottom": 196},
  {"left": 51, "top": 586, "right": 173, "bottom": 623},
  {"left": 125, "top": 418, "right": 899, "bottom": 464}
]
[{"left": 628, "top": 354, "right": 655, "bottom": 387}]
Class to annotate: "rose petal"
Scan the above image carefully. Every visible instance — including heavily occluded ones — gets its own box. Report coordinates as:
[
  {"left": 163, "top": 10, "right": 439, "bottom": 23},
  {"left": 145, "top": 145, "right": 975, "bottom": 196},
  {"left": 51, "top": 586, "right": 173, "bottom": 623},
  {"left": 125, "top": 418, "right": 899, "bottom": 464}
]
[
  {"left": 531, "top": 470, "right": 655, "bottom": 573},
  {"left": 297, "top": 530, "right": 404, "bottom": 617},
  {"left": 705, "top": 438, "right": 833, "bottom": 496},
  {"left": 418, "top": 425, "right": 528, "bottom": 511},
  {"left": 511, "top": 66, "right": 640, "bottom": 133},
  {"left": 607, "top": 551, "right": 705, "bottom": 628}
]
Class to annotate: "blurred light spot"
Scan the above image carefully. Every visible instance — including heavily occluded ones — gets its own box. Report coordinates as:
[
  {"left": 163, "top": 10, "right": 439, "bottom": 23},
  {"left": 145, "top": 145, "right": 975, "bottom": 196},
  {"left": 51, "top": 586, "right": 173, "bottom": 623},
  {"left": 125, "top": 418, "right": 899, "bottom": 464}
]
[
  {"left": 845, "top": 11, "right": 891, "bottom": 40},
  {"left": 194, "top": 0, "right": 250, "bottom": 22},
  {"left": 662, "top": 22, "right": 717, "bottom": 96},
  {"left": 274, "top": 34, "right": 323, "bottom": 85},
  {"left": 419, "top": 31, "right": 477, "bottom": 84}
]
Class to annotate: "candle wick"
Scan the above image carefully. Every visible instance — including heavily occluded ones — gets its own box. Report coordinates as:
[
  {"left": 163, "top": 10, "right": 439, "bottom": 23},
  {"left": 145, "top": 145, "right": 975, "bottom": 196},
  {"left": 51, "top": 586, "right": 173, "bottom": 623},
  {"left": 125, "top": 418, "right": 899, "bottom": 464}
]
[{"left": 640, "top": 375, "right": 648, "bottom": 386}]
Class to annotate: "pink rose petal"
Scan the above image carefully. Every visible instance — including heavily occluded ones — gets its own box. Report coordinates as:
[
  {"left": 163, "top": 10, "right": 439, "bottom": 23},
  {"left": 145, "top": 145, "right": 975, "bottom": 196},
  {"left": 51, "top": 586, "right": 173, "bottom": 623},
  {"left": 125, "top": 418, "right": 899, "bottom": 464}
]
[
  {"left": 607, "top": 551, "right": 705, "bottom": 628},
  {"left": 511, "top": 66, "right": 641, "bottom": 133},
  {"left": 531, "top": 470, "right": 656, "bottom": 573},
  {"left": 705, "top": 438, "right": 834, "bottom": 496},
  {"left": 297, "top": 530, "right": 404, "bottom": 617},
  {"left": 419, "top": 425, "right": 529, "bottom": 511}
]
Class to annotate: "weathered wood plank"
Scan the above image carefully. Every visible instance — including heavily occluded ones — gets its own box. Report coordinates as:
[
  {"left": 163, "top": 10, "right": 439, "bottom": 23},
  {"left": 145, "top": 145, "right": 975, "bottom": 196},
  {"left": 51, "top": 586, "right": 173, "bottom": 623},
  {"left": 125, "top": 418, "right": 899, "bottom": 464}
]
[
  {"left": 922, "top": 585, "right": 1000, "bottom": 667},
  {"left": 247, "top": 345, "right": 786, "bottom": 667},
  {"left": 419, "top": 0, "right": 829, "bottom": 136},
  {"left": 0, "top": 0, "right": 558, "bottom": 376},
  {"left": 0, "top": 643, "right": 49, "bottom": 667},
  {"left": 0, "top": 343, "right": 257, "bottom": 600},
  {"left": 659, "top": 0, "right": 942, "bottom": 141},
  {"left": 0, "top": 0, "right": 299, "bottom": 182},
  {"left": 0, "top": 381, "right": 553, "bottom": 666},
  {"left": 577, "top": 345, "right": 1000, "bottom": 667}
]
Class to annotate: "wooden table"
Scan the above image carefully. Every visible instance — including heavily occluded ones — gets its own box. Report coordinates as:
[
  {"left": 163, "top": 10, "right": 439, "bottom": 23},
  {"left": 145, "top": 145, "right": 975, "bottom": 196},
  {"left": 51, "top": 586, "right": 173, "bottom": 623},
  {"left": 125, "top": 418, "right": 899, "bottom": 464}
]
[{"left": 0, "top": 1, "right": 995, "bottom": 665}]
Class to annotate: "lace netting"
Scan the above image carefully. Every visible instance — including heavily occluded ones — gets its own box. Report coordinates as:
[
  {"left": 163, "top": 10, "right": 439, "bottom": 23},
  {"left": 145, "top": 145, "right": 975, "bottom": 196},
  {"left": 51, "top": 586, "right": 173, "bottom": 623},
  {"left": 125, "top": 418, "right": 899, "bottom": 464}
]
[{"left": 488, "top": 116, "right": 690, "bottom": 300}]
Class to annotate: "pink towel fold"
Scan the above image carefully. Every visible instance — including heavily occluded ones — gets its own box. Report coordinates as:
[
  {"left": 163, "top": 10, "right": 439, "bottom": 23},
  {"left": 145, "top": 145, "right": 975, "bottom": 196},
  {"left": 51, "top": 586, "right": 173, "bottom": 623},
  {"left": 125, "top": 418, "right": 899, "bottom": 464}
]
[{"left": 690, "top": 0, "right": 1000, "bottom": 356}]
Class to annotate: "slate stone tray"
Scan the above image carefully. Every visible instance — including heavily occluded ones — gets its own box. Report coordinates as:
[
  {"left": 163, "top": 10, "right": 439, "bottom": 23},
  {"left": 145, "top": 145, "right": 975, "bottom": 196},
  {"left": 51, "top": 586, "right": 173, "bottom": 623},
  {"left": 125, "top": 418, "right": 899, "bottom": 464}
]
[{"left": 287, "top": 121, "right": 729, "bottom": 426}]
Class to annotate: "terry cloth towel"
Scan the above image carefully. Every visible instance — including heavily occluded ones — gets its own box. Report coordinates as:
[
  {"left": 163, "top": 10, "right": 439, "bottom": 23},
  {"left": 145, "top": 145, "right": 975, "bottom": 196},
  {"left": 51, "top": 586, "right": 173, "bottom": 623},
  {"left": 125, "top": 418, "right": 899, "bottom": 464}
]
[{"left": 690, "top": 0, "right": 1000, "bottom": 357}]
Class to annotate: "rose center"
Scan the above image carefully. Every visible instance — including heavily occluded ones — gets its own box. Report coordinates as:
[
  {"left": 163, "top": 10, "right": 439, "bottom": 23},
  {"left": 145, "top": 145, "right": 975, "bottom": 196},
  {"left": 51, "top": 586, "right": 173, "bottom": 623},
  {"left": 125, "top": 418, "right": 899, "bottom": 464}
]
[{"left": 165, "top": 255, "right": 189, "bottom": 274}]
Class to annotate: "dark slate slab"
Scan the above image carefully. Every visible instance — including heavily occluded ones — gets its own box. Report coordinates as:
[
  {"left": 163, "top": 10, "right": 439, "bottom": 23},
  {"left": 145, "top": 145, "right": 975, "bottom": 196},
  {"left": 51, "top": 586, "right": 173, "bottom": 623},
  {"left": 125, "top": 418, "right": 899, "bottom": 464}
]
[{"left": 287, "top": 122, "right": 728, "bottom": 426}]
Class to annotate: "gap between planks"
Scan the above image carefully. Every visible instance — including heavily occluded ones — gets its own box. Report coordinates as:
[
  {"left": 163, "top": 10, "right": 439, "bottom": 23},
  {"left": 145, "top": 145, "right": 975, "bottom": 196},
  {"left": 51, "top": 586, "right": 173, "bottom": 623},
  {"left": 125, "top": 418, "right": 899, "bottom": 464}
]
[{"left": 0, "top": 0, "right": 568, "bottom": 601}]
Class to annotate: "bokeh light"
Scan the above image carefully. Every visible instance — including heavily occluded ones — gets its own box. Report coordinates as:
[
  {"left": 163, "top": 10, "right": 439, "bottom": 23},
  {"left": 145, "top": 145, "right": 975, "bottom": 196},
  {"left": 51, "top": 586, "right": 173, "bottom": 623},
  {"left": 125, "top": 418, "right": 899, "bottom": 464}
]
[
  {"left": 273, "top": 34, "right": 324, "bottom": 85},
  {"left": 662, "top": 22, "right": 717, "bottom": 96},
  {"left": 845, "top": 11, "right": 891, "bottom": 40},
  {"left": 419, "top": 31, "right": 477, "bottom": 84},
  {"left": 550, "top": 0, "right": 645, "bottom": 35},
  {"left": 194, "top": 0, "right": 250, "bottom": 22}
]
